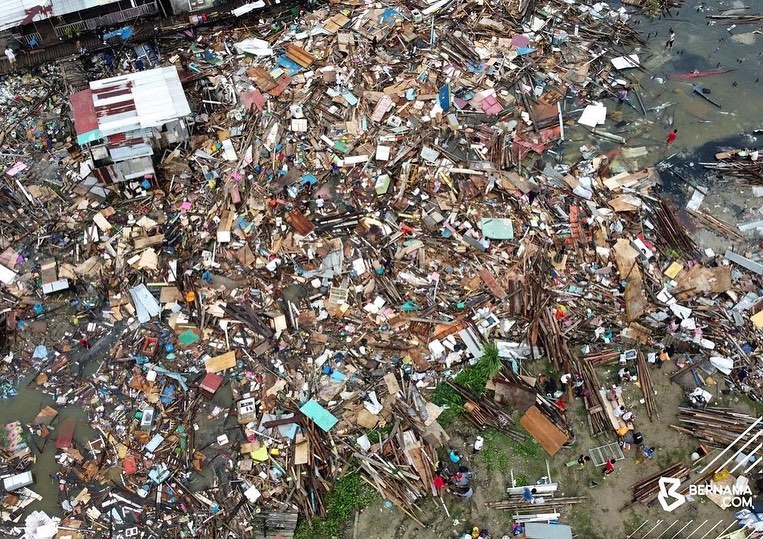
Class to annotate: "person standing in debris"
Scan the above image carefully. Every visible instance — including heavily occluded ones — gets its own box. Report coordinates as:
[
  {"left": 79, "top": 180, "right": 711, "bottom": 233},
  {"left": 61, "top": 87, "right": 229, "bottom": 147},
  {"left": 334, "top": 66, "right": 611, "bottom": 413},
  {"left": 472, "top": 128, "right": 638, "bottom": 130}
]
[
  {"left": 618, "top": 87, "right": 629, "bottom": 103},
  {"left": 603, "top": 458, "right": 616, "bottom": 477},
  {"left": 613, "top": 405, "right": 626, "bottom": 419},
  {"left": 522, "top": 487, "right": 537, "bottom": 503},
  {"left": 544, "top": 376, "right": 557, "bottom": 396},
  {"left": 622, "top": 410, "right": 635, "bottom": 422},
  {"left": 618, "top": 367, "right": 633, "bottom": 384},
  {"left": 449, "top": 448, "right": 463, "bottom": 464},
  {"left": 666, "top": 129, "right": 678, "bottom": 145},
  {"left": 371, "top": 36, "right": 378, "bottom": 52},
  {"left": 665, "top": 28, "right": 676, "bottom": 50},
  {"left": 751, "top": 148, "right": 759, "bottom": 162},
  {"left": 578, "top": 454, "right": 591, "bottom": 469},
  {"left": 454, "top": 485, "right": 474, "bottom": 499},
  {"left": 5, "top": 46, "right": 16, "bottom": 67},
  {"left": 454, "top": 468, "right": 475, "bottom": 488},
  {"left": 560, "top": 373, "right": 572, "bottom": 393},
  {"left": 573, "top": 374, "right": 585, "bottom": 397}
]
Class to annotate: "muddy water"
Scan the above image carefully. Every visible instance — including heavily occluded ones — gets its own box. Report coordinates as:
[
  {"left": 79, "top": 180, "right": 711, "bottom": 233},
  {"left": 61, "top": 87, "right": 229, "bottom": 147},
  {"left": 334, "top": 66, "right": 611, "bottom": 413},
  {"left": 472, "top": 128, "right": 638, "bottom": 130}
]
[
  {"left": 563, "top": 0, "right": 761, "bottom": 166},
  {"left": 2, "top": 381, "right": 95, "bottom": 519},
  {"left": 634, "top": 1, "right": 761, "bottom": 149}
]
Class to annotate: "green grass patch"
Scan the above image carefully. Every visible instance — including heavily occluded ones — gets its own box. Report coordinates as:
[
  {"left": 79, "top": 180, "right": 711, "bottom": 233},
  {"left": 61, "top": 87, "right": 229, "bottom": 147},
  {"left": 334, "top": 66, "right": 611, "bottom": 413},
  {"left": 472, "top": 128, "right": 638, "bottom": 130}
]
[
  {"left": 480, "top": 428, "right": 512, "bottom": 474},
  {"left": 431, "top": 344, "right": 503, "bottom": 428},
  {"left": 510, "top": 431, "right": 541, "bottom": 460},
  {"left": 514, "top": 474, "right": 529, "bottom": 487},
  {"left": 366, "top": 424, "right": 392, "bottom": 445},
  {"left": 294, "top": 472, "right": 379, "bottom": 539},
  {"left": 431, "top": 381, "right": 464, "bottom": 428},
  {"left": 623, "top": 511, "right": 644, "bottom": 536},
  {"left": 454, "top": 343, "right": 501, "bottom": 398}
]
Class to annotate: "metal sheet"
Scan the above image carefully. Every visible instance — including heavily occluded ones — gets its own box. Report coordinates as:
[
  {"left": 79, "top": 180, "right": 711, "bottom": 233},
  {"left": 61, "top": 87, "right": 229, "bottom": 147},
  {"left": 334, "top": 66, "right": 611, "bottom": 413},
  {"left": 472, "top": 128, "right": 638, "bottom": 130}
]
[
  {"left": 0, "top": 1, "right": 53, "bottom": 32},
  {"left": 524, "top": 523, "right": 573, "bottom": 539},
  {"left": 86, "top": 67, "right": 191, "bottom": 138},
  {"left": 0, "top": 0, "right": 122, "bottom": 31},
  {"left": 71, "top": 89, "right": 99, "bottom": 138}
]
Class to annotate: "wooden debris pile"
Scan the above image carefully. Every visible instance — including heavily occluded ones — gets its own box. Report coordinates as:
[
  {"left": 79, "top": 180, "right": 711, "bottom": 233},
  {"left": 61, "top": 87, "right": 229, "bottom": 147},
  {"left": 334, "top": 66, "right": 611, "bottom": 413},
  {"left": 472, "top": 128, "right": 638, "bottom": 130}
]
[
  {"left": 485, "top": 495, "right": 589, "bottom": 511},
  {"left": 632, "top": 463, "right": 690, "bottom": 505},
  {"left": 671, "top": 408, "right": 760, "bottom": 449}
]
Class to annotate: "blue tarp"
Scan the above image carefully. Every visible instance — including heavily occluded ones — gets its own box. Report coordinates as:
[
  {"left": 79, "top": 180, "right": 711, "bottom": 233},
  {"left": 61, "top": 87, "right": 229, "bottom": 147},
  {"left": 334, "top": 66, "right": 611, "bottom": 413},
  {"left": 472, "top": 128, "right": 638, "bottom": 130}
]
[
  {"left": 104, "top": 26, "right": 133, "bottom": 42},
  {"left": 438, "top": 84, "right": 451, "bottom": 111},
  {"left": 276, "top": 55, "right": 302, "bottom": 76},
  {"left": 379, "top": 8, "right": 403, "bottom": 26}
]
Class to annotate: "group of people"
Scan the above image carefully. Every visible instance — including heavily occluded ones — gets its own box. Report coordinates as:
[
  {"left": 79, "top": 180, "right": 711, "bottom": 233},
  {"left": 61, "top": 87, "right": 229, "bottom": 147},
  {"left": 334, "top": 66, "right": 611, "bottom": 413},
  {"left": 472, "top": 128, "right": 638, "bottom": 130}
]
[{"left": 434, "top": 448, "right": 477, "bottom": 499}]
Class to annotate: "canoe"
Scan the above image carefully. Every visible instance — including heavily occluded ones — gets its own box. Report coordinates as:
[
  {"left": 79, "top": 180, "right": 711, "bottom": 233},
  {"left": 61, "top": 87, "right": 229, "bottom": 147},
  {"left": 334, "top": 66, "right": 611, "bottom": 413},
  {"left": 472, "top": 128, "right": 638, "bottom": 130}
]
[{"left": 667, "top": 68, "right": 735, "bottom": 80}]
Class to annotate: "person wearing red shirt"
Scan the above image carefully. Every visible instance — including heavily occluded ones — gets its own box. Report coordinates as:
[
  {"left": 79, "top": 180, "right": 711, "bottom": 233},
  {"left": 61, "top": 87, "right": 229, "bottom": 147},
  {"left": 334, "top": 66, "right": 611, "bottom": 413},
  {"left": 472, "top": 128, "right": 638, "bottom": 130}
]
[
  {"left": 666, "top": 129, "right": 678, "bottom": 144},
  {"left": 603, "top": 458, "right": 616, "bottom": 477}
]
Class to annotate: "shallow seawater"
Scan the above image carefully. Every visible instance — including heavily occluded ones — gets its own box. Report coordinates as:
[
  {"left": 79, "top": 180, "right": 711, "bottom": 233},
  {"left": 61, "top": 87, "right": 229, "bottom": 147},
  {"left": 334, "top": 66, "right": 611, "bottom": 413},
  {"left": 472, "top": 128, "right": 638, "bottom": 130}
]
[
  {"left": 1, "top": 382, "right": 95, "bottom": 520},
  {"left": 564, "top": 0, "right": 761, "bottom": 164},
  {"left": 562, "top": 0, "right": 763, "bottom": 250}
]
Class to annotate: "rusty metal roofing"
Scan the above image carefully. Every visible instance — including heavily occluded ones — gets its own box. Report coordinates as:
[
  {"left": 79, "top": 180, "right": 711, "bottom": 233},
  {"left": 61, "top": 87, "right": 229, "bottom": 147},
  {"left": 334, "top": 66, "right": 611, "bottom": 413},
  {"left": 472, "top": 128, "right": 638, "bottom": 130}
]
[
  {"left": 0, "top": 0, "right": 121, "bottom": 32},
  {"left": 70, "top": 89, "right": 100, "bottom": 144},
  {"left": 87, "top": 67, "right": 191, "bottom": 138}
]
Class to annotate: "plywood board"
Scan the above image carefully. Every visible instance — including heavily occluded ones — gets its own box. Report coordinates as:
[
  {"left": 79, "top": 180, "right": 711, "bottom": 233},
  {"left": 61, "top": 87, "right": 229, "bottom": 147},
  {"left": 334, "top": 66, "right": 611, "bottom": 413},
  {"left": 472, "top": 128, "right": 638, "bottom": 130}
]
[
  {"left": 204, "top": 350, "right": 236, "bottom": 373},
  {"left": 519, "top": 406, "right": 568, "bottom": 456},
  {"left": 613, "top": 238, "right": 647, "bottom": 321},
  {"left": 294, "top": 434, "right": 310, "bottom": 465},
  {"left": 674, "top": 265, "right": 731, "bottom": 299},
  {"left": 479, "top": 267, "right": 507, "bottom": 299}
]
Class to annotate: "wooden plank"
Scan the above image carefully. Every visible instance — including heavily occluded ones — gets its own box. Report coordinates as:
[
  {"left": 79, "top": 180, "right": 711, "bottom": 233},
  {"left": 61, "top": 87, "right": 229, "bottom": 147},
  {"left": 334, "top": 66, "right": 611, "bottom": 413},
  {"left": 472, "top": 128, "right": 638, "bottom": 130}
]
[
  {"left": 612, "top": 238, "right": 647, "bottom": 321},
  {"left": 204, "top": 350, "right": 237, "bottom": 373},
  {"left": 323, "top": 13, "right": 350, "bottom": 33},
  {"left": 56, "top": 419, "right": 76, "bottom": 449},
  {"left": 519, "top": 406, "right": 568, "bottom": 456},
  {"left": 479, "top": 267, "right": 507, "bottom": 299},
  {"left": 246, "top": 66, "right": 278, "bottom": 92},
  {"left": 285, "top": 45, "right": 314, "bottom": 67},
  {"left": 133, "top": 234, "right": 165, "bottom": 250},
  {"left": 286, "top": 209, "right": 314, "bottom": 236}
]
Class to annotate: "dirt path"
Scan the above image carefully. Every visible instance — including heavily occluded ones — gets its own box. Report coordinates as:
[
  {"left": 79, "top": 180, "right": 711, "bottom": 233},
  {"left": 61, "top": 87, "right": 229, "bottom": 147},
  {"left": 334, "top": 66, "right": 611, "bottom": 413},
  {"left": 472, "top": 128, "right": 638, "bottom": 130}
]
[{"left": 351, "top": 361, "right": 745, "bottom": 539}]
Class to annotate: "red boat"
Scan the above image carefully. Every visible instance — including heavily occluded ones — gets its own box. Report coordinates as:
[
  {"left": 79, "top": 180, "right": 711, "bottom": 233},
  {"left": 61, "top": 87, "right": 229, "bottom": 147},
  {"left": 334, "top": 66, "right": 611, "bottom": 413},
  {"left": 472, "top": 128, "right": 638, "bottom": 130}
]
[{"left": 667, "top": 68, "right": 735, "bottom": 80}]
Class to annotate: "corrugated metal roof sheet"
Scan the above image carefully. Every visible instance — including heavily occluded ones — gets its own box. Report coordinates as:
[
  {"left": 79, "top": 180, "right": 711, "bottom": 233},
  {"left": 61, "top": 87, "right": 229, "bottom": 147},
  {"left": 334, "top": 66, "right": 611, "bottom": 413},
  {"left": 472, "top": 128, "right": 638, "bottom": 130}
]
[
  {"left": 53, "top": 0, "right": 120, "bottom": 16},
  {"left": 0, "top": 0, "right": 53, "bottom": 32},
  {"left": 88, "top": 67, "right": 191, "bottom": 137},
  {"left": 71, "top": 89, "right": 103, "bottom": 145},
  {"left": 0, "top": 0, "right": 120, "bottom": 32}
]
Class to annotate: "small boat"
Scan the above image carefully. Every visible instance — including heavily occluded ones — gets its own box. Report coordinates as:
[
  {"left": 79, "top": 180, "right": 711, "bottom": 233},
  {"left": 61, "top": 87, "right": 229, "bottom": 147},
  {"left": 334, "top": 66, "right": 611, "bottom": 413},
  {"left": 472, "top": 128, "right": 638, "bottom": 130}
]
[{"left": 667, "top": 67, "right": 735, "bottom": 80}]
